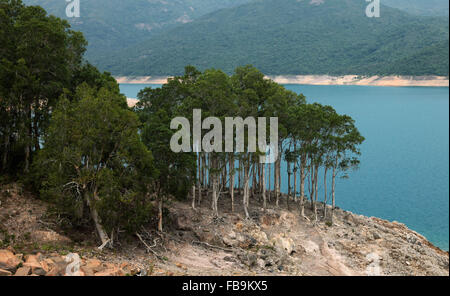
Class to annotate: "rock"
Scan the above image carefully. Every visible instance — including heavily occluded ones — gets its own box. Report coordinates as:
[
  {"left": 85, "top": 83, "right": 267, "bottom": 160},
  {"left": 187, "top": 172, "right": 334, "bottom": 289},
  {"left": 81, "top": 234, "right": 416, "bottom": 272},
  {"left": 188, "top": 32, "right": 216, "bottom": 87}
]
[
  {"left": 0, "top": 249, "right": 22, "bottom": 272},
  {"left": 14, "top": 266, "right": 31, "bottom": 276},
  {"left": 270, "top": 235, "right": 295, "bottom": 255},
  {"left": 80, "top": 266, "right": 95, "bottom": 276},
  {"left": 247, "top": 254, "right": 258, "bottom": 267},
  {"left": 46, "top": 266, "right": 64, "bottom": 276},
  {"left": 257, "top": 259, "right": 266, "bottom": 269},
  {"left": 84, "top": 258, "right": 102, "bottom": 272},
  {"left": 223, "top": 256, "right": 235, "bottom": 262},
  {"left": 344, "top": 214, "right": 358, "bottom": 226},
  {"left": 45, "top": 257, "right": 67, "bottom": 276},
  {"left": 30, "top": 230, "right": 72, "bottom": 245},
  {"left": 372, "top": 231, "right": 381, "bottom": 240},
  {"left": 247, "top": 227, "right": 268, "bottom": 244},
  {"left": 174, "top": 214, "right": 193, "bottom": 231},
  {"left": 120, "top": 262, "right": 139, "bottom": 276},
  {"left": 223, "top": 231, "right": 254, "bottom": 249},
  {"left": 94, "top": 267, "right": 120, "bottom": 276},
  {"left": 23, "top": 254, "right": 47, "bottom": 276},
  {"left": 406, "top": 234, "right": 419, "bottom": 245},
  {"left": 0, "top": 268, "right": 12, "bottom": 276}
]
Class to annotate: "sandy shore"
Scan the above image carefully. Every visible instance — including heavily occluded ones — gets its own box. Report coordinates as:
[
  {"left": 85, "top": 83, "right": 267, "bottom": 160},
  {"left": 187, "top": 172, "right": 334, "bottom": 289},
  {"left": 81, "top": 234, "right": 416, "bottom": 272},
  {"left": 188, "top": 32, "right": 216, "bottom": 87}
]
[
  {"left": 267, "top": 75, "right": 449, "bottom": 87},
  {"left": 127, "top": 98, "right": 138, "bottom": 108},
  {"left": 116, "top": 76, "right": 170, "bottom": 84},
  {"left": 117, "top": 75, "right": 449, "bottom": 87}
]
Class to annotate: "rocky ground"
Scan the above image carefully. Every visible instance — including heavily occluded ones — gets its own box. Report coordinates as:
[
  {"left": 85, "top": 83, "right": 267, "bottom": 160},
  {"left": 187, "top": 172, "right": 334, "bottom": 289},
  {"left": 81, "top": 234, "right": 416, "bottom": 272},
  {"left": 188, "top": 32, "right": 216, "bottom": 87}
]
[{"left": 0, "top": 183, "right": 448, "bottom": 276}]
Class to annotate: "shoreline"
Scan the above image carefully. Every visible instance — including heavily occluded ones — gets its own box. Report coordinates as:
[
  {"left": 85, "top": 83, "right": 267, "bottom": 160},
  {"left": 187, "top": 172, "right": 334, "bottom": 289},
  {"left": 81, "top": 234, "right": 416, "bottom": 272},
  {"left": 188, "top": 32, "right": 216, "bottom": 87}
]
[{"left": 116, "top": 75, "right": 449, "bottom": 87}]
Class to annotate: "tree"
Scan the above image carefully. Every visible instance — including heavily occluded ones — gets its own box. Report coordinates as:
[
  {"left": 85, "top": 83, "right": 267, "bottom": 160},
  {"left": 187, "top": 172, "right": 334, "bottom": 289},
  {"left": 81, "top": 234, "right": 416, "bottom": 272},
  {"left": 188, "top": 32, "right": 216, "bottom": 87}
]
[
  {"left": 327, "top": 115, "right": 364, "bottom": 223},
  {"left": 136, "top": 67, "right": 199, "bottom": 230},
  {"left": 0, "top": 0, "right": 86, "bottom": 174},
  {"left": 32, "top": 85, "right": 156, "bottom": 246}
]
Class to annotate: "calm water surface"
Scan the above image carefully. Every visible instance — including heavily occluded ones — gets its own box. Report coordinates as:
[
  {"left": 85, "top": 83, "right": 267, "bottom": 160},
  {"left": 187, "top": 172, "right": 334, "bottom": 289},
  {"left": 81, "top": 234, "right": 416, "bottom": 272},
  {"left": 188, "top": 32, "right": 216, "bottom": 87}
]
[{"left": 120, "top": 84, "right": 449, "bottom": 250}]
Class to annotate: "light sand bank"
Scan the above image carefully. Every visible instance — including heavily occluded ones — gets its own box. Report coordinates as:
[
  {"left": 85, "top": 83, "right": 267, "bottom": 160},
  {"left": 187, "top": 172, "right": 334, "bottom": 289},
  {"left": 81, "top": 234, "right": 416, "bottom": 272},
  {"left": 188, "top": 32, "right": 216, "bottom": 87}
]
[
  {"left": 117, "top": 75, "right": 449, "bottom": 87},
  {"left": 127, "top": 98, "right": 138, "bottom": 108},
  {"left": 267, "top": 75, "right": 449, "bottom": 87}
]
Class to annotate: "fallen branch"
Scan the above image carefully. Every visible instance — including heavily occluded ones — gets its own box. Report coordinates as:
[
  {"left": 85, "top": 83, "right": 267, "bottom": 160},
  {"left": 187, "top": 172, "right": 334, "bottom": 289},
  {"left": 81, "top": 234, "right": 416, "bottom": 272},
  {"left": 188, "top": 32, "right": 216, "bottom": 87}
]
[
  {"left": 136, "top": 232, "right": 164, "bottom": 260},
  {"left": 98, "top": 239, "right": 111, "bottom": 251}
]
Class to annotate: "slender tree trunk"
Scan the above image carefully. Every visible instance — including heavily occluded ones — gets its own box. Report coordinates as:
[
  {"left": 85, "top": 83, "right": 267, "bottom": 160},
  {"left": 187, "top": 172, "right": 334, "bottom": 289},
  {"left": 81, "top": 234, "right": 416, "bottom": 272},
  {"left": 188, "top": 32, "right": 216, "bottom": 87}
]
[
  {"left": 262, "top": 163, "right": 266, "bottom": 209},
  {"left": 198, "top": 155, "right": 202, "bottom": 207},
  {"left": 202, "top": 153, "right": 206, "bottom": 190},
  {"left": 293, "top": 165, "right": 297, "bottom": 203},
  {"left": 323, "top": 167, "right": 328, "bottom": 220},
  {"left": 158, "top": 196, "right": 163, "bottom": 232},
  {"left": 313, "top": 163, "right": 319, "bottom": 222},
  {"left": 243, "top": 161, "right": 250, "bottom": 219},
  {"left": 258, "top": 163, "right": 262, "bottom": 194},
  {"left": 211, "top": 156, "right": 219, "bottom": 216},
  {"left": 274, "top": 157, "right": 279, "bottom": 207},
  {"left": 192, "top": 184, "right": 196, "bottom": 209},
  {"left": 251, "top": 163, "right": 255, "bottom": 199},
  {"left": 85, "top": 191, "right": 109, "bottom": 246},
  {"left": 287, "top": 161, "right": 291, "bottom": 210},
  {"left": 33, "top": 109, "right": 40, "bottom": 152},
  {"left": 300, "top": 155, "right": 306, "bottom": 217},
  {"left": 310, "top": 163, "right": 314, "bottom": 210},
  {"left": 208, "top": 154, "right": 213, "bottom": 189},
  {"left": 246, "top": 162, "right": 250, "bottom": 208},
  {"left": 229, "top": 156, "right": 235, "bottom": 212},
  {"left": 2, "top": 132, "right": 9, "bottom": 171},
  {"left": 238, "top": 159, "right": 242, "bottom": 196},
  {"left": 268, "top": 162, "right": 271, "bottom": 202},
  {"left": 287, "top": 161, "right": 291, "bottom": 199},
  {"left": 331, "top": 162, "right": 337, "bottom": 224},
  {"left": 24, "top": 106, "right": 33, "bottom": 173}
]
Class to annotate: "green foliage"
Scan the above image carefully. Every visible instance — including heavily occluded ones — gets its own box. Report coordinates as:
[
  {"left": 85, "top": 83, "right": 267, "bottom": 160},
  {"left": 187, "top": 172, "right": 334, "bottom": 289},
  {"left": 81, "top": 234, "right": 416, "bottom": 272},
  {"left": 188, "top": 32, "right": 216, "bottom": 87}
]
[
  {"left": 32, "top": 85, "right": 157, "bottom": 233},
  {"left": 136, "top": 68, "right": 198, "bottom": 201},
  {"left": 0, "top": 0, "right": 87, "bottom": 175},
  {"left": 383, "top": 0, "right": 449, "bottom": 16},
  {"left": 95, "top": 0, "right": 449, "bottom": 77},
  {"left": 23, "top": 0, "right": 251, "bottom": 61}
]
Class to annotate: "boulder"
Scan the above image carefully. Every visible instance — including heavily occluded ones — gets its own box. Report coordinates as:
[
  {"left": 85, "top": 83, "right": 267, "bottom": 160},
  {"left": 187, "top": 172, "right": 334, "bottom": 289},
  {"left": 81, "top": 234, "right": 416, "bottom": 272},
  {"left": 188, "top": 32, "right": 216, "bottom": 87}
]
[
  {"left": 94, "top": 267, "right": 121, "bottom": 276},
  {"left": 0, "top": 249, "right": 22, "bottom": 272},
  {"left": 84, "top": 258, "right": 103, "bottom": 273},
  {"left": 257, "top": 258, "right": 266, "bottom": 269},
  {"left": 270, "top": 235, "right": 295, "bottom": 255},
  {"left": 30, "top": 230, "right": 72, "bottom": 245},
  {"left": 23, "top": 254, "right": 47, "bottom": 276},
  {"left": 0, "top": 268, "right": 12, "bottom": 276},
  {"left": 174, "top": 214, "right": 193, "bottom": 231},
  {"left": 14, "top": 266, "right": 31, "bottom": 276}
]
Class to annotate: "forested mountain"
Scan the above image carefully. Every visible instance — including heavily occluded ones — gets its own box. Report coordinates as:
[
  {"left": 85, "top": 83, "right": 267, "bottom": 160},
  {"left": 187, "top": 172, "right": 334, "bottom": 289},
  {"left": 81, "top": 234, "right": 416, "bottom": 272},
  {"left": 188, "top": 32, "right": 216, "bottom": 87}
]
[
  {"left": 383, "top": 0, "right": 449, "bottom": 16},
  {"left": 91, "top": 0, "right": 449, "bottom": 76},
  {"left": 23, "top": 0, "right": 250, "bottom": 60}
]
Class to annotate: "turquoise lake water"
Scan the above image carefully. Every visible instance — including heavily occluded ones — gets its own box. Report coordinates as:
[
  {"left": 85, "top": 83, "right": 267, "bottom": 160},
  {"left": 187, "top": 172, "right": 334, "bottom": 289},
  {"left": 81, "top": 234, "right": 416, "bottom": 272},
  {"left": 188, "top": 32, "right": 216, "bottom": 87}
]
[{"left": 120, "top": 83, "right": 449, "bottom": 250}]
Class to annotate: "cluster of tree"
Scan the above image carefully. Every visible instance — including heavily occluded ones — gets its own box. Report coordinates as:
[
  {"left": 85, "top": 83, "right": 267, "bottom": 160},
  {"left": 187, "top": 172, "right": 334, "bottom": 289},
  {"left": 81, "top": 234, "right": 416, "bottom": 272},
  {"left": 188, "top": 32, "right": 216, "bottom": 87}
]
[
  {"left": 0, "top": 0, "right": 155, "bottom": 247},
  {"left": 0, "top": 0, "right": 86, "bottom": 174},
  {"left": 135, "top": 65, "right": 364, "bottom": 228},
  {"left": 1, "top": 1, "right": 364, "bottom": 247}
]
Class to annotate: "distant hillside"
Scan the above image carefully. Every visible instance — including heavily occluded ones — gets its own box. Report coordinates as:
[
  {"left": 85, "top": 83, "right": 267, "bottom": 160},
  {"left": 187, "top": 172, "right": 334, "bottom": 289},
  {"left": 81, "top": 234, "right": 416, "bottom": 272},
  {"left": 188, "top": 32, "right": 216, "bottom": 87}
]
[
  {"left": 383, "top": 0, "right": 449, "bottom": 16},
  {"left": 23, "top": 0, "right": 250, "bottom": 60},
  {"left": 92, "top": 0, "right": 449, "bottom": 76}
]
